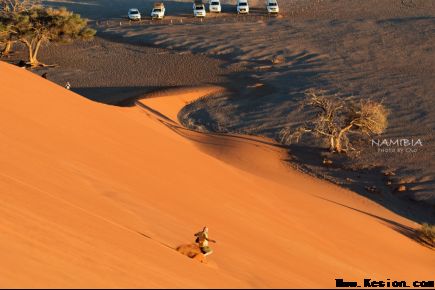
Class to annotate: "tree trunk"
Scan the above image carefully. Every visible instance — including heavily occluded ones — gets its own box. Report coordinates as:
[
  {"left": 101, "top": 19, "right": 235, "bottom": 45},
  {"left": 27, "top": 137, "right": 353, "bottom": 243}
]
[
  {"left": 329, "top": 136, "right": 335, "bottom": 152},
  {"left": 23, "top": 38, "right": 43, "bottom": 67},
  {"left": 27, "top": 43, "right": 39, "bottom": 67},
  {"left": 335, "top": 136, "right": 343, "bottom": 153},
  {"left": 32, "top": 39, "right": 42, "bottom": 65},
  {"left": 1, "top": 40, "right": 13, "bottom": 56},
  {"left": 336, "top": 124, "right": 354, "bottom": 153}
]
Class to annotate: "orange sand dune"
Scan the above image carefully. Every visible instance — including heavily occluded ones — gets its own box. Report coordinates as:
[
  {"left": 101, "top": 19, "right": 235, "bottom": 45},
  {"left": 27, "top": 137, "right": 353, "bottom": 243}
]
[{"left": 0, "top": 61, "right": 433, "bottom": 288}]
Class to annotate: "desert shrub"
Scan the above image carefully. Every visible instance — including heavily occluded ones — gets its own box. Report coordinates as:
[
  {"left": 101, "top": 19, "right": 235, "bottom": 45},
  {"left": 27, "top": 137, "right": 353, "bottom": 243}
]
[
  {"left": 280, "top": 89, "right": 388, "bottom": 153},
  {"left": 417, "top": 223, "right": 435, "bottom": 248}
]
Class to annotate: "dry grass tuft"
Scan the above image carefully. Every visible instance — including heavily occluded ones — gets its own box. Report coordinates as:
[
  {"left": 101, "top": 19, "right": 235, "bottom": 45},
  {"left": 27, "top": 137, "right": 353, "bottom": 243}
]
[{"left": 417, "top": 223, "right": 435, "bottom": 248}]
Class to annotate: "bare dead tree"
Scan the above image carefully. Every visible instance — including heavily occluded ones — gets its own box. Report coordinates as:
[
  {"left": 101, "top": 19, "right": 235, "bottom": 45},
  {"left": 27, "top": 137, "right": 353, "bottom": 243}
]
[{"left": 280, "top": 89, "right": 388, "bottom": 153}]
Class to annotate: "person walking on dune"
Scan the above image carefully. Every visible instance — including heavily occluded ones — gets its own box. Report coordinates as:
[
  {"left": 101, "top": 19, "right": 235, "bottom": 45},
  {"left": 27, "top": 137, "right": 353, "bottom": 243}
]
[{"left": 194, "top": 226, "right": 216, "bottom": 257}]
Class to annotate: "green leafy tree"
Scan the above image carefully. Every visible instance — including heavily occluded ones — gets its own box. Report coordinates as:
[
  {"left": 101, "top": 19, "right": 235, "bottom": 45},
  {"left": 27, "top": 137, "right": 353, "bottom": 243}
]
[{"left": 2, "top": 6, "right": 95, "bottom": 66}]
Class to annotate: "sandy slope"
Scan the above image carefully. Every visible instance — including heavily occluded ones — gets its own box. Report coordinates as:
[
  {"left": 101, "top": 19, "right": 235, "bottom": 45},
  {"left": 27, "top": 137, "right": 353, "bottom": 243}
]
[
  {"left": 95, "top": 0, "right": 435, "bottom": 217},
  {"left": 0, "top": 61, "right": 433, "bottom": 288},
  {"left": 14, "top": 0, "right": 431, "bottom": 223}
]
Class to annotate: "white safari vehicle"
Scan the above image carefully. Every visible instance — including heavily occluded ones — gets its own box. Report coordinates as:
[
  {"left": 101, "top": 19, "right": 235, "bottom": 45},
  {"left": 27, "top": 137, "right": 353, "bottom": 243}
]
[
  {"left": 128, "top": 8, "right": 141, "bottom": 20},
  {"left": 209, "top": 0, "right": 222, "bottom": 13},
  {"left": 237, "top": 0, "right": 249, "bottom": 14},
  {"left": 193, "top": 1, "right": 207, "bottom": 17},
  {"left": 266, "top": 0, "right": 279, "bottom": 14},
  {"left": 151, "top": 2, "right": 165, "bottom": 19}
]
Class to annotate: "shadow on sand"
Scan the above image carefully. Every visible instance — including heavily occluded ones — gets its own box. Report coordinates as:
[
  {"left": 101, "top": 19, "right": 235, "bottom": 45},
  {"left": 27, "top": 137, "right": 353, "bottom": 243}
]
[{"left": 315, "top": 196, "right": 433, "bottom": 249}]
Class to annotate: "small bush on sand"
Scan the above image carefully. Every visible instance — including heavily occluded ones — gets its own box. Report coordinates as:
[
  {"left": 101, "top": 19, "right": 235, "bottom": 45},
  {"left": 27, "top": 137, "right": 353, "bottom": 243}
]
[
  {"left": 280, "top": 89, "right": 388, "bottom": 153},
  {"left": 417, "top": 223, "right": 435, "bottom": 248}
]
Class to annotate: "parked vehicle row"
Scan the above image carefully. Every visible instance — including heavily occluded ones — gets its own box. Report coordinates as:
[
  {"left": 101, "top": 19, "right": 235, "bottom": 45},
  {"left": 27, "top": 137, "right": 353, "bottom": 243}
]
[
  {"left": 128, "top": 3, "right": 166, "bottom": 20},
  {"left": 127, "top": 0, "right": 279, "bottom": 21}
]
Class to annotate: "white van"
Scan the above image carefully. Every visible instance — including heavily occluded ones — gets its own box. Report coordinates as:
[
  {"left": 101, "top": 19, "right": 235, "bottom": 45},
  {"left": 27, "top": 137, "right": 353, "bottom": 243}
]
[
  {"left": 194, "top": 1, "right": 207, "bottom": 17},
  {"left": 209, "top": 0, "right": 222, "bottom": 13},
  {"left": 127, "top": 8, "right": 141, "bottom": 20},
  {"left": 266, "top": 0, "right": 279, "bottom": 14},
  {"left": 237, "top": 0, "right": 249, "bottom": 14},
  {"left": 151, "top": 2, "right": 165, "bottom": 19}
]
